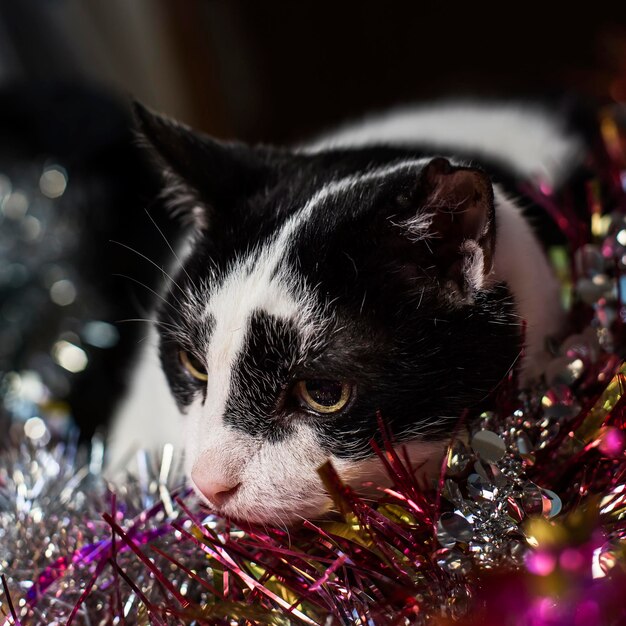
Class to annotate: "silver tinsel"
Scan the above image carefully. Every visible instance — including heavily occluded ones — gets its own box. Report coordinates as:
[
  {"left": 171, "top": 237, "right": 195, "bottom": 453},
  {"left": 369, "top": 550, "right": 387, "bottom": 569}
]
[
  {"left": 436, "top": 426, "right": 561, "bottom": 574},
  {"left": 0, "top": 433, "right": 217, "bottom": 625}
]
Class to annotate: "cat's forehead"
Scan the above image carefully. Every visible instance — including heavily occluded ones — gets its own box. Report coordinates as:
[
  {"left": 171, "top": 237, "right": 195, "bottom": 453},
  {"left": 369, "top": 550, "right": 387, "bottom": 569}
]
[
  {"left": 169, "top": 156, "right": 440, "bottom": 360},
  {"left": 215, "top": 155, "right": 433, "bottom": 269},
  {"left": 206, "top": 159, "right": 430, "bottom": 308}
]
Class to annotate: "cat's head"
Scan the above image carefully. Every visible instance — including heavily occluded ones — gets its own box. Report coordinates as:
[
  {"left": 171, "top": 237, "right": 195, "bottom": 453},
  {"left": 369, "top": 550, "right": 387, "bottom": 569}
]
[{"left": 135, "top": 104, "right": 521, "bottom": 524}]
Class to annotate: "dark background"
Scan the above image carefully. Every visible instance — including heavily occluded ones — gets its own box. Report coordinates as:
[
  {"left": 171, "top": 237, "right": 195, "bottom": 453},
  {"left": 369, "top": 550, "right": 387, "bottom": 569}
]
[
  {"left": 1, "top": 1, "right": 626, "bottom": 141},
  {"left": 0, "top": 1, "right": 625, "bottom": 439}
]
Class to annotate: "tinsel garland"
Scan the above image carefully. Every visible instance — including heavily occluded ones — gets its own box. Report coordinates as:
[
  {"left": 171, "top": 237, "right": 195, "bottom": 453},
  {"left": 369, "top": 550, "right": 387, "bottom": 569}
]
[{"left": 2, "top": 109, "right": 626, "bottom": 625}]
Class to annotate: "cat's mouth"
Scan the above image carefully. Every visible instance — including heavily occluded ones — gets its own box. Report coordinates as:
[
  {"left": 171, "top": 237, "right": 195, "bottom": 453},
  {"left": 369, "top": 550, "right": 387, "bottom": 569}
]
[
  {"left": 188, "top": 440, "right": 447, "bottom": 524},
  {"left": 191, "top": 480, "right": 334, "bottom": 525}
]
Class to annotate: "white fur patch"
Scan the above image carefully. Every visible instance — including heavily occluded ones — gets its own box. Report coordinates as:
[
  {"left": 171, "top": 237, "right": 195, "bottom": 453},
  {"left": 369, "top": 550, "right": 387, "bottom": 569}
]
[
  {"left": 398, "top": 211, "right": 434, "bottom": 242},
  {"left": 334, "top": 439, "right": 447, "bottom": 490},
  {"left": 308, "top": 101, "right": 583, "bottom": 187},
  {"left": 182, "top": 255, "right": 318, "bottom": 495},
  {"left": 106, "top": 325, "right": 183, "bottom": 476},
  {"left": 461, "top": 240, "right": 487, "bottom": 292},
  {"left": 491, "top": 186, "right": 564, "bottom": 378},
  {"left": 190, "top": 423, "right": 330, "bottom": 523}
]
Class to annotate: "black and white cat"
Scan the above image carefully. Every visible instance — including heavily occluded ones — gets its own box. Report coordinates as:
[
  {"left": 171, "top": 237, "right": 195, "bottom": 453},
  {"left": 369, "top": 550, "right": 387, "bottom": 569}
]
[{"left": 108, "top": 101, "right": 583, "bottom": 524}]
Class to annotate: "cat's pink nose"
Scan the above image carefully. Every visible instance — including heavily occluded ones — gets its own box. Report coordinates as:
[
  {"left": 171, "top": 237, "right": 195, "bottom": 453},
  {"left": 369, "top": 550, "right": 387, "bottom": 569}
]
[{"left": 191, "top": 468, "right": 241, "bottom": 507}]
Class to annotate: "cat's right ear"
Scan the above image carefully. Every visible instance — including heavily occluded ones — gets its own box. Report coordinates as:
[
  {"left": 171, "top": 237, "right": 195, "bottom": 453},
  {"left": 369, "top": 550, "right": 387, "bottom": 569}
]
[{"left": 133, "top": 102, "right": 272, "bottom": 229}]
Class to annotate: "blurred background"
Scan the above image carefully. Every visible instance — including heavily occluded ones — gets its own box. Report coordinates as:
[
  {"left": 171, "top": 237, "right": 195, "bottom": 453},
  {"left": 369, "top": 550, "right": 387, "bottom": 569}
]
[
  {"left": 2, "top": 1, "right": 626, "bottom": 141},
  {"left": 1, "top": 1, "right": 626, "bottom": 442}
]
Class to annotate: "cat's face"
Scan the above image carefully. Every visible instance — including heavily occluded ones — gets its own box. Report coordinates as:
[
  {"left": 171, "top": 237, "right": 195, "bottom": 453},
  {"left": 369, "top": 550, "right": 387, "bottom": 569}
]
[{"left": 136, "top": 105, "right": 521, "bottom": 524}]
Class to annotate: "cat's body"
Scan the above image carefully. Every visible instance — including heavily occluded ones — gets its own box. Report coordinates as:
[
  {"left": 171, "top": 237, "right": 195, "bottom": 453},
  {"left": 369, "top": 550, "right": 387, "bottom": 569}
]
[{"left": 108, "top": 101, "right": 583, "bottom": 524}]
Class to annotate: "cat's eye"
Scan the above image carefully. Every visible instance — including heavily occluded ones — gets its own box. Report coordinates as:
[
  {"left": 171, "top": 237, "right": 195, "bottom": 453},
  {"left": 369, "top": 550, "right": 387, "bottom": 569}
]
[
  {"left": 179, "top": 350, "right": 208, "bottom": 382},
  {"left": 295, "top": 379, "right": 353, "bottom": 414}
]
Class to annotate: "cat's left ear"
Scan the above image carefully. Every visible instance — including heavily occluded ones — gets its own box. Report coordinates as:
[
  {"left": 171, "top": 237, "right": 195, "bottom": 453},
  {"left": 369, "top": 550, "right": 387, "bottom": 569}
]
[
  {"left": 399, "top": 157, "right": 496, "bottom": 296},
  {"left": 133, "top": 102, "right": 273, "bottom": 229}
]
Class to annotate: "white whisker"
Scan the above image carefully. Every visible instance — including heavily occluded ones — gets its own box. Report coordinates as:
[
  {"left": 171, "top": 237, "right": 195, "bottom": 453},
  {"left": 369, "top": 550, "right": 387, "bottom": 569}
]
[
  {"left": 110, "top": 239, "right": 187, "bottom": 297},
  {"left": 112, "top": 273, "right": 179, "bottom": 311},
  {"left": 144, "top": 208, "right": 195, "bottom": 286}
]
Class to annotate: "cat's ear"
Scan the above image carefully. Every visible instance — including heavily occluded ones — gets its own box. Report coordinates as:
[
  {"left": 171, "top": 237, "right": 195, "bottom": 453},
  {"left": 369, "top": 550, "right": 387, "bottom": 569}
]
[
  {"left": 133, "top": 102, "right": 271, "bottom": 229},
  {"left": 398, "top": 157, "right": 496, "bottom": 296}
]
